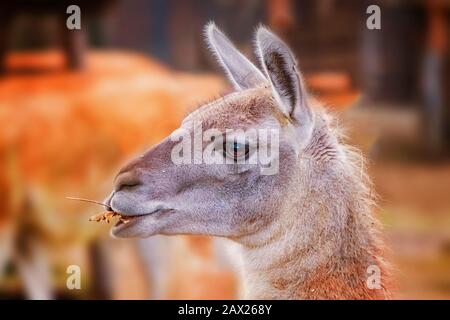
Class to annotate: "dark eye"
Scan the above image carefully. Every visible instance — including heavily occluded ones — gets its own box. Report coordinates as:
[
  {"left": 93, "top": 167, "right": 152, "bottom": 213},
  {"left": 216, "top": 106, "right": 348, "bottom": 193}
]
[{"left": 223, "top": 141, "right": 250, "bottom": 162}]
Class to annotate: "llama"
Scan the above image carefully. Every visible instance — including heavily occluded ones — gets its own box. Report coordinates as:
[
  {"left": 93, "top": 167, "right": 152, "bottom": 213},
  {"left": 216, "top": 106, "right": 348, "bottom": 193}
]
[{"left": 104, "top": 23, "right": 392, "bottom": 299}]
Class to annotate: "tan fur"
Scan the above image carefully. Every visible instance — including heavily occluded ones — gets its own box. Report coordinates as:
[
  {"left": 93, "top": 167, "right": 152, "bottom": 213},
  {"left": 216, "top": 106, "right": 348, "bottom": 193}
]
[
  {"left": 168, "top": 89, "right": 393, "bottom": 298},
  {"left": 109, "top": 88, "right": 393, "bottom": 300},
  {"left": 232, "top": 105, "right": 392, "bottom": 299},
  {"left": 107, "top": 25, "right": 393, "bottom": 300}
]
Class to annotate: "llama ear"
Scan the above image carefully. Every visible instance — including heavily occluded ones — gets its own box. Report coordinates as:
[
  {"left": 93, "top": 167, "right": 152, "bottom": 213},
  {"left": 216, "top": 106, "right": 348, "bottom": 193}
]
[
  {"left": 205, "top": 22, "right": 266, "bottom": 91},
  {"left": 255, "top": 26, "right": 314, "bottom": 135}
]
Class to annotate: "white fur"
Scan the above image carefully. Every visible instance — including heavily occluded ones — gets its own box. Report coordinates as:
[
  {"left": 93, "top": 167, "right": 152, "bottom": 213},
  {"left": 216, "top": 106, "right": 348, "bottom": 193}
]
[{"left": 205, "top": 22, "right": 266, "bottom": 90}]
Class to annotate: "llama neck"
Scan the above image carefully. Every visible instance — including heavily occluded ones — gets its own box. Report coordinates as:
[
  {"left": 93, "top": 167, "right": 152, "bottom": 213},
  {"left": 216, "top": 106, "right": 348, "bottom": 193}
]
[
  {"left": 240, "top": 219, "right": 389, "bottom": 299},
  {"left": 238, "top": 157, "right": 391, "bottom": 299}
]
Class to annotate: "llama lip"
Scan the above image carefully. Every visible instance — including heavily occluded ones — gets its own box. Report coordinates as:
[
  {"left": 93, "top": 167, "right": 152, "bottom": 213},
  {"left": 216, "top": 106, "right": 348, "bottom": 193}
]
[
  {"left": 113, "top": 214, "right": 138, "bottom": 226},
  {"left": 114, "top": 207, "right": 165, "bottom": 224},
  {"left": 111, "top": 214, "right": 146, "bottom": 235},
  {"left": 113, "top": 214, "right": 142, "bottom": 227},
  {"left": 110, "top": 208, "right": 172, "bottom": 236}
]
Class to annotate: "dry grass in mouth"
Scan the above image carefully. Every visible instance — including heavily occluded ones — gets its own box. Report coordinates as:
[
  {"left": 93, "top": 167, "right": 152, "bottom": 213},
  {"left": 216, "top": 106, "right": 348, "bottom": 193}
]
[
  {"left": 66, "top": 197, "right": 131, "bottom": 224},
  {"left": 87, "top": 210, "right": 131, "bottom": 224}
]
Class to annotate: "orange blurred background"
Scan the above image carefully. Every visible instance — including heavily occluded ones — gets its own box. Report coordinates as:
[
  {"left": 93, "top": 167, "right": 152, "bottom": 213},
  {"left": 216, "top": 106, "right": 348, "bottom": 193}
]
[{"left": 0, "top": 0, "right": 449, "bottom": 299}]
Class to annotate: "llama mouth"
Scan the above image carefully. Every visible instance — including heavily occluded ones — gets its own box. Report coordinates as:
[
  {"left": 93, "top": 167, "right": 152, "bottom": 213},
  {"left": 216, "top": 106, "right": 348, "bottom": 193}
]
[
  {"left": 89, "top": 207, "right": 166, "bottom": 226},
  {"left": 113, "top": 214, "right": 138, "bottom": 227},
  {"left": 110, "top": 208, "right": 172, "bottom": 237},
  {"left": 112, "top": 213, "right": 145, "bottom": 228}
]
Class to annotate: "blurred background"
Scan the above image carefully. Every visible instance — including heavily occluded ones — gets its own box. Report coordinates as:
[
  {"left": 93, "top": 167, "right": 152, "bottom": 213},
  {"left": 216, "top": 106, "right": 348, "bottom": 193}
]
[{"left": 0, "top": 0, "right": 449, "bottom": 299}]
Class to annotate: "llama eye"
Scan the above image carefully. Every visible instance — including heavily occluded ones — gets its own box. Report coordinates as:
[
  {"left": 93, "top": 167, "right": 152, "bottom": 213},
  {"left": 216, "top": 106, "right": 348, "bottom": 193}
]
[{"left": 223, "top": 141, "right": 250, "bottom": 162}]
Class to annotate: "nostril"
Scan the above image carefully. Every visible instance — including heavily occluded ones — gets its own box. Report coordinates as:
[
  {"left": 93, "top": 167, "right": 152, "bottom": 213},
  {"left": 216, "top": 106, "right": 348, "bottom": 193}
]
[{"left": 114, "top": 172, "right": 142, "bottom": 192}]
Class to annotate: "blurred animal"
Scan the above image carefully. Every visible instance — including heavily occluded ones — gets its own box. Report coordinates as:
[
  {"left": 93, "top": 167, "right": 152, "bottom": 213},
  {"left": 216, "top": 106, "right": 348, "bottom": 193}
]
[
  {"left": 0, "top": 50, "right": 229, "bottom": 299},
  {"left": 105, "top": 23, "right": 392, "bottom": 299}
]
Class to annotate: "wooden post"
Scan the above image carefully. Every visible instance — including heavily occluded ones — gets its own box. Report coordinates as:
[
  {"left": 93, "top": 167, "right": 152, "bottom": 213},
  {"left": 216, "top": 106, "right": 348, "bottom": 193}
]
[
  {"left": 59, "top": 15, "right": 87, "bottom": 71},
  {"left": 0, "top": 15, "right": 12, "bottom": 75},
  {"left": 422, "top": 0, "right": 448, "bottom": 154}
]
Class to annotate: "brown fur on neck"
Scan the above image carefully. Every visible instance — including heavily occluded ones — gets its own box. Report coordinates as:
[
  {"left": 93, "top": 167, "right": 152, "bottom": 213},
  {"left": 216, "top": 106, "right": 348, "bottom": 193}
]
[{"left": 238, "top": 109, "right": 393, "bottom": 300}]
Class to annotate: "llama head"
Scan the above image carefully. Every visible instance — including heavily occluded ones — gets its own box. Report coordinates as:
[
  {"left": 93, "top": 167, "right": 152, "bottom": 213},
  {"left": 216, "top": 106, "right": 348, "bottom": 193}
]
[{"left": 106, "top": 23, "right": 318, "bottom": 239}]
